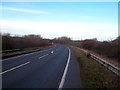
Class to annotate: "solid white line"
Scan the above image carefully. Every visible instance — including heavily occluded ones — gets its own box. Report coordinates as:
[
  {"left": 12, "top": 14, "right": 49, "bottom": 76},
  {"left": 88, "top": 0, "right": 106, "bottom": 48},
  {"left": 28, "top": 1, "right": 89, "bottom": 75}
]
[
  {"left": 0, "top": 61, "right": 31, "bottom": 75},
  {"left": 38, "top": 54, "right": 49, "bottom": 59},
  {"left": 58, "top": 48, "right": 71, "bottom": 89}
]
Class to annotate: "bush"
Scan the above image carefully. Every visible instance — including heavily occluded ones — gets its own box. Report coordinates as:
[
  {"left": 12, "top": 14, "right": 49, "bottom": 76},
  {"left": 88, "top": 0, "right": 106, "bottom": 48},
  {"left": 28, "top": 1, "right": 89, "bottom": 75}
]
[{"left": 81, "top": 37, "right": 119, "bottom": 61}]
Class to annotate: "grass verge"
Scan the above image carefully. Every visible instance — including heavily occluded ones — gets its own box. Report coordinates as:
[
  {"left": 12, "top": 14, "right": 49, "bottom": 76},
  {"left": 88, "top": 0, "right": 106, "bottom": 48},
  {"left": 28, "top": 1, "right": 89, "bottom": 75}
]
[{"left": 70, "top": 46, "right": 120, "bottom": 88}]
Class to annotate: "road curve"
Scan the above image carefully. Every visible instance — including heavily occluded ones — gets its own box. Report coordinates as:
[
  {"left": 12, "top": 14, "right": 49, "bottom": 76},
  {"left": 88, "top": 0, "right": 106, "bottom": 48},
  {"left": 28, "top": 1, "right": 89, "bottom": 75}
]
[{"left": 2, "top": 44, "right": 81, "bottom": 88}]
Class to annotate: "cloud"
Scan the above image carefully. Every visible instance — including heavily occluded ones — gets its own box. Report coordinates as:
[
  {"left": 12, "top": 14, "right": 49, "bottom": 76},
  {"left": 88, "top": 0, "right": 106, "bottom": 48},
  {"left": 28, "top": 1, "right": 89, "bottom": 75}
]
[
  {"left": 1, "top": 7, "right": 49, "bottom": 14},
  {"left": 0, "top": 20, "right": 118, "bottom": 41}
]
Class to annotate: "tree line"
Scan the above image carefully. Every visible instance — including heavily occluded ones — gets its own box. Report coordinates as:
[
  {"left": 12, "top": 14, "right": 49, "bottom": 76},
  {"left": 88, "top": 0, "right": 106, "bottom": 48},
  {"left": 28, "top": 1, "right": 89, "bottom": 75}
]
[
  {"left": 1, "top": 33, "right": 119, "bottom": 61},
  {"left": 53, "top": 36, "right": 119, "bottom": 60},
  {"left": 79, "top": 37, "right": 120, "bottom": 60},
  {"left": 2, "top": 33, "right": 52, "bottom": 50}
]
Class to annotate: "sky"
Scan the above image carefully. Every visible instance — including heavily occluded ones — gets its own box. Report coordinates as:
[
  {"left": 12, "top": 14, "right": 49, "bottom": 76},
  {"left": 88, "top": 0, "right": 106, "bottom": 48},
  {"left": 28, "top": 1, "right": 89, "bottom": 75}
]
[{"left": 0, "top": 2, "right": 118, "bottom": 41}]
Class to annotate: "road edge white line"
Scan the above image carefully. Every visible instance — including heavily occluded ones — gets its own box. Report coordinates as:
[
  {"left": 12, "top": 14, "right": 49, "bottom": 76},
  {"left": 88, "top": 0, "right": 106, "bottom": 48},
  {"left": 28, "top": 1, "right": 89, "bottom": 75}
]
[
  {"left": 0, "top": 61, "right": 31, "bottom": 75},
  {"left": 58, "top": 47, "right": 71, "bottom": 89}
]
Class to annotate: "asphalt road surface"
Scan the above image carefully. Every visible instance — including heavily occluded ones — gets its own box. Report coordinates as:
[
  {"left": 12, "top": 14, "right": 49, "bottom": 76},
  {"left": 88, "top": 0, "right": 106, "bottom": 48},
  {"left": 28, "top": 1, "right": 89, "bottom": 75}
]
[{"left": 1, "top": 44, "right": 81, "bottom": 88}]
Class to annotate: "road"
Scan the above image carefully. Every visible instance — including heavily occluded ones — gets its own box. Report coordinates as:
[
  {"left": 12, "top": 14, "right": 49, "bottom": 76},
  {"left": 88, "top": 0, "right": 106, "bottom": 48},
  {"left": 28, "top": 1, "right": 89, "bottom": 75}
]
[{"left": 1, "top": 44, "right": 81, "bottom": 88}]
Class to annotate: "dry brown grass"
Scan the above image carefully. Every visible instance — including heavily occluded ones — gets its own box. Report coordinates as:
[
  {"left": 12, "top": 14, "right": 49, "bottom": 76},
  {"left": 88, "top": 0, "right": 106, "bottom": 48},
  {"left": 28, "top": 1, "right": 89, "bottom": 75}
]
[{"left": 70, "top": 46, "right": 120, "bottom": 88}]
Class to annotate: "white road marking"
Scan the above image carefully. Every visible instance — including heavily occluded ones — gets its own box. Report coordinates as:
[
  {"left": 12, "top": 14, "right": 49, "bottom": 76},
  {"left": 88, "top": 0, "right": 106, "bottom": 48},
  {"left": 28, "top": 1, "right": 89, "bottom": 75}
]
[
  {"left": 1, "top": 45, "right": 55, "bottom": 62},
  {"left": 58, "top": 48, "right": 71, "bottom": 89},
  {"left": 0, "top": 61, "right": 31, "bottom": 75},
  {"left": 38, "top": 54, "right": 49, "bottom": 59},
  {"left": 51, "top": 51, "right": 54, "bottom": 54}
]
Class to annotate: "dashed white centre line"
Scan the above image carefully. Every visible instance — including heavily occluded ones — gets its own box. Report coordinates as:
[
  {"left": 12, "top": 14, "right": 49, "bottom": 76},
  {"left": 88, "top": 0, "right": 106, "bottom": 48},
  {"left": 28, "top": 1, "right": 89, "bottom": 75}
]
[
  {"left": 38, "top": 54, "right": 49, "bottom": 59},
  {"left": 0, "top": 61, "right": 31, "bottom": 75},
  {"left": 1, "top": 45, "right": 55, "bottom": 62}
]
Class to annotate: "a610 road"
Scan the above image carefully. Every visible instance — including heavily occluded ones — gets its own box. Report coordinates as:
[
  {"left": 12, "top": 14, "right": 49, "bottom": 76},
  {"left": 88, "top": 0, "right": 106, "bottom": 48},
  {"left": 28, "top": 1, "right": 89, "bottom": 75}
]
[{"left": 1, "top": 44, "right": 81, "bottom": 88}]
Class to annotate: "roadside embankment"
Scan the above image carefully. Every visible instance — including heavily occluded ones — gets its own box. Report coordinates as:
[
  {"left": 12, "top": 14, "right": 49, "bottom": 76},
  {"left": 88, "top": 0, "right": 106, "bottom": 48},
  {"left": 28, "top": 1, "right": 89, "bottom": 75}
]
[{"left": 70, "top": 46, "right": 120, "bottom": 88}]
